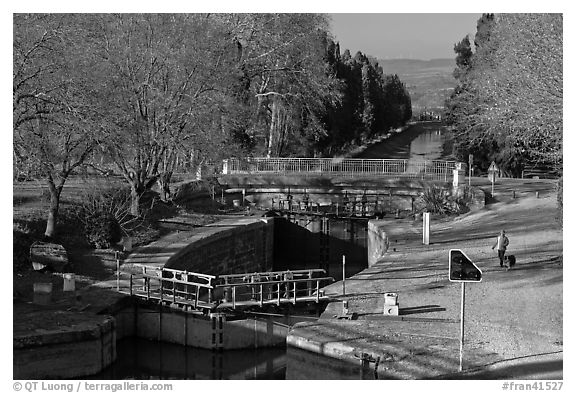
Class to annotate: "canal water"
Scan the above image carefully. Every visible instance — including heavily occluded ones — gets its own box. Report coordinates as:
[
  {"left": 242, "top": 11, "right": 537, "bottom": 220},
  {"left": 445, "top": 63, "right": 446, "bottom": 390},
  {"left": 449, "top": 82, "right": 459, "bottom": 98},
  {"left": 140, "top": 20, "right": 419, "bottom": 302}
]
[
  {"left": 353, "top": 121, "right": 451, "bottom": 161},
  {"left": 90, "top": 337, "right": 287, "bottom": 379},
  {"left": 91, "top": 122, "right": 446, "bottom": 380}
]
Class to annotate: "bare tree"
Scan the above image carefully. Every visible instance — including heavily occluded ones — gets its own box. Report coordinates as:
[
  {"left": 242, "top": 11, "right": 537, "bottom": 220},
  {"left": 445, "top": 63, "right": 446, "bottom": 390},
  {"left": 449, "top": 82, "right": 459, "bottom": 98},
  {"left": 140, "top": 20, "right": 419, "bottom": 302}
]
[
  {"left": 90, "top": 14, "right": 237, "bottom": 213},
  {"left": 13, "top": 14, "right": 99, "bottom": 238}
]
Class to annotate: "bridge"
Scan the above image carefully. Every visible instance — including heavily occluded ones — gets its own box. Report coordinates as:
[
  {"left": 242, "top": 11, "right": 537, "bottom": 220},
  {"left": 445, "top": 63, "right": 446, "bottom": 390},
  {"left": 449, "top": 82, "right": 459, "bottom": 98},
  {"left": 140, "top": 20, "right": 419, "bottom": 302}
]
[
  {"left": 118, "top": 265, "right": 334, "bottom": 313},
  {"left": 217, "top": 157, "right": 466, "bottom": 218},
  {"left": 222, "top": 157, "right": 460, "bottom": 181}
]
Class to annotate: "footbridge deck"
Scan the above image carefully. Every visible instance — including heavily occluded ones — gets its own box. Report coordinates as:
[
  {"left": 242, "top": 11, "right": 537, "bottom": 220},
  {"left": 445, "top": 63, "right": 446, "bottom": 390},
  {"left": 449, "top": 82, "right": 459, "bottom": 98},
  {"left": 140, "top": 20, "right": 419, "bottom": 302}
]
[{"left": 118, "top": 265, "right": 334, "bottom": 312}]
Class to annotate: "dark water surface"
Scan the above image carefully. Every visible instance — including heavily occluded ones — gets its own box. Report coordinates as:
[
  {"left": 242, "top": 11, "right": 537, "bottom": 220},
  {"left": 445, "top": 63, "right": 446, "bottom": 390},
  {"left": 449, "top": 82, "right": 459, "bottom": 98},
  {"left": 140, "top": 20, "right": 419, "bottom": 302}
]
[
  {"left": 354, "top": 121, "right": 450, "bottom": 161},
  {"left": 90, "top": 337, "right": 286, "bottom": 380}
]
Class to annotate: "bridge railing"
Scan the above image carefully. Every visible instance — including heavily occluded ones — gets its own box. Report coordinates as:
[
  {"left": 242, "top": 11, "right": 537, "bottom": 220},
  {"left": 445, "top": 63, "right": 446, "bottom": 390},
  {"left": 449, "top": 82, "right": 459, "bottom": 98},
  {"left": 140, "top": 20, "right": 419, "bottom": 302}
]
[
  {"left": 119, "top": 265, "right": 333, "bottom": 311},
  {"left": 223, "top": 157, "right": 458, "bottom": 181},
  {"left": 121, "top": 265, "right": 218, "bottom": 310},
  {"left": 214, "top": 276, "right": 334, "bottom": 309}
]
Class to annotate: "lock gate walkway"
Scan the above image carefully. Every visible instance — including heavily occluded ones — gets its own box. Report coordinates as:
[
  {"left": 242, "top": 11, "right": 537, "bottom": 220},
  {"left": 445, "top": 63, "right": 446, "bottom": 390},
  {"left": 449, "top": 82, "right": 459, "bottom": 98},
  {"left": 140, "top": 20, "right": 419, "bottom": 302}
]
[{"left": 118, "top": 265, "right": 334, "bottom": 313}]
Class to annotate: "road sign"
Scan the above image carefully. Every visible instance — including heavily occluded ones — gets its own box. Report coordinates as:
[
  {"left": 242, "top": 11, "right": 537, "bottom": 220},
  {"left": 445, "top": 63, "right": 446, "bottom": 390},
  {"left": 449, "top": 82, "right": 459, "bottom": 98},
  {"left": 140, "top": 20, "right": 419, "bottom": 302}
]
[
  {"left": 449, "top": 249, "right": 482, "bottom": 282},
  {"left": 488, "top": 161, "right": 498, "bottom": 173},
  {"left": 449, "top": 249, "right": 482, "bottom": 372},
  {"left": 468, "top": 155, "right": 473, "bottom": 187}
]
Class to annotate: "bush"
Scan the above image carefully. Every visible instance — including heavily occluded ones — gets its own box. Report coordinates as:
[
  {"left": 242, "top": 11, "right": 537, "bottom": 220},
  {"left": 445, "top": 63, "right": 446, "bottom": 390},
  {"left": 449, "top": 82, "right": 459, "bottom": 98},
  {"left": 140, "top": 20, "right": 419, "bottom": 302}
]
[
  {"left": 418, "top": 185, "right": 464, "bottom": 215},
  {"left": 82, "top": 211, "right": 122, "bottom": 249},
  {"left": 13, "top": 228, "right": 34, "bottom": 272},
  {"left": 74, "top": 185, "right": 134, "bottom": 249}
]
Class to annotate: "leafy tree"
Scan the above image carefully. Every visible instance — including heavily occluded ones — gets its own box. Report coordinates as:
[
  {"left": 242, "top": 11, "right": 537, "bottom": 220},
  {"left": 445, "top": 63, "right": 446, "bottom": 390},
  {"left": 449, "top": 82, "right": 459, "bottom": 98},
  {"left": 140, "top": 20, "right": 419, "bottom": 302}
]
[
  {"left": 444, "top": 14, "right": 562, "bottom": 175},
  {"left": 315, "top": 41, "right": 412, "bottom": 155},
  {"left": 453, "top": 35, "right": 473, "bottom": 80},
  {"left": 222, "top": 13, "right": 342, "bottom": 157},
  {"left": 474, "top": 13, "right": 495, "bottom": 49}
]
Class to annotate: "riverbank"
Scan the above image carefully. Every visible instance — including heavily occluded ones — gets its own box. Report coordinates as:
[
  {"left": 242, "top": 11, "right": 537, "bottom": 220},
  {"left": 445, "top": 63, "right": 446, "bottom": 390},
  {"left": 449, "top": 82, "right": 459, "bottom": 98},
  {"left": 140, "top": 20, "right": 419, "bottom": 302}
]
[{"left": 288, "top": 177, "right": 562, "bottom": 379}]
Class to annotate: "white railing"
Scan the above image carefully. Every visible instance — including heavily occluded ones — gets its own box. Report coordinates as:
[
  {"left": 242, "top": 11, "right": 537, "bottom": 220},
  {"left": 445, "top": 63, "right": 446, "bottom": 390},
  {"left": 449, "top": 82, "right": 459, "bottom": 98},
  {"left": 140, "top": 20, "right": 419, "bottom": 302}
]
[{"left": 223, "top": 158, "right": 460, "bottom": 181}]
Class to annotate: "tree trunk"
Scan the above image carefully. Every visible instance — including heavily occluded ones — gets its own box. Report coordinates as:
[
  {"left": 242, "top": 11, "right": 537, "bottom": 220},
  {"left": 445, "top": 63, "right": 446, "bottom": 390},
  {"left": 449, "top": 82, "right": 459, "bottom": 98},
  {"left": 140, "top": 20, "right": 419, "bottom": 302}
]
[
  {"left": 130, "top": 183, "right": 141, "bottom": 216},
  {"left": 158, "top": 172, "right": 172, "bottom": 202},
  {"left": 44, "top": 181, "right": 62, "bottom": 239},
  {"left": 267, "top": 98, "right": 279, "bottom": 157}
]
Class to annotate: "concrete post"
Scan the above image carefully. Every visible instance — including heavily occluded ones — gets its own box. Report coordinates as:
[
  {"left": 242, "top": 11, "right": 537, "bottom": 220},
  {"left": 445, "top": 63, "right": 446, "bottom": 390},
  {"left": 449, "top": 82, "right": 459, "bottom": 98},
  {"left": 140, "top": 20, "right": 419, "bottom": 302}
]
[
  {"left": 423, "top": 212, "right": 430, "bottom": 245},
  {"left": 453, "top": 168, "right": 465, "bottom": 187}
]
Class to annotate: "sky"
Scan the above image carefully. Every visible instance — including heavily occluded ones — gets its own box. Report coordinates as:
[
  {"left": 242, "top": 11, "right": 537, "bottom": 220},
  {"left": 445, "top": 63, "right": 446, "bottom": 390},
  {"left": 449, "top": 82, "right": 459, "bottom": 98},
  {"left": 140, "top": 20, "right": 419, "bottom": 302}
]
[{"left": 329, "top": 13, "right": 483, "bottom": 61}]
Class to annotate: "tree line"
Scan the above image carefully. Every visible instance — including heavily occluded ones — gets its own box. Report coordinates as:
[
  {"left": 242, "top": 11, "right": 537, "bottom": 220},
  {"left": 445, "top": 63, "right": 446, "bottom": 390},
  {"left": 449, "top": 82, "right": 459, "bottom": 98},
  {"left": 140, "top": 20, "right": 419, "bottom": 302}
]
[
  {"left": 444, "top": 13, "right": 562, "bottom": 177},
  {"left": 13, "top": 13, "right": 412, "bottom": 237}
]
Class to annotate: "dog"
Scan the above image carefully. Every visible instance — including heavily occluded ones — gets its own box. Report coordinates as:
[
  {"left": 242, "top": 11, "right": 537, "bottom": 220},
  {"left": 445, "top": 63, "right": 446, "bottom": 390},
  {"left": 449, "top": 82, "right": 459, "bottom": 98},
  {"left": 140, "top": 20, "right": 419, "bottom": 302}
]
[{"left": 504, "top": 255, "right": 516, "bottom": 269}]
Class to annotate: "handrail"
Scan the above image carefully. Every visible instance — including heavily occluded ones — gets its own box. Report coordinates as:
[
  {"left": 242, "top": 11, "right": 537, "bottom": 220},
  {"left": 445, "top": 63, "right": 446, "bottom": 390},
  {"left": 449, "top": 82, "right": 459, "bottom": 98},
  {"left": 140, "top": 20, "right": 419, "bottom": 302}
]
[
  {"left": 141, "top": 273, "right": 214, "bottom": 289},
  {"left": 132, "top": 264, "right": 217, "bottom": 281},
  {"left": 218, "top": 269, "right": 326, "bottom": 280},
  {"left": 214, "top": 277, "right": 334, "bottom": 288}
]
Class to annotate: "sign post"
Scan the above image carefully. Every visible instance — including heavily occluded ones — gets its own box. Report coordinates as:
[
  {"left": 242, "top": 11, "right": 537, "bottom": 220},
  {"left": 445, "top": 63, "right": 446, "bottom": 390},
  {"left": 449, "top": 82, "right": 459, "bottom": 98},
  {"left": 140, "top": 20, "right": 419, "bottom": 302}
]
[
  {"left": 468, "top": 154, "right": 473, "bottom": 188},
  {"left": 342, "top": 255, "right": 346, "bottom": 295},
  {"left": 459, "top": 281, "right": 466, "bottom": 371},
  {"left": 449, "top": 249, "right": 482, "bottom": 372},
  {"left": 488, "top": 161, "right": 499, "bottom": 196}
]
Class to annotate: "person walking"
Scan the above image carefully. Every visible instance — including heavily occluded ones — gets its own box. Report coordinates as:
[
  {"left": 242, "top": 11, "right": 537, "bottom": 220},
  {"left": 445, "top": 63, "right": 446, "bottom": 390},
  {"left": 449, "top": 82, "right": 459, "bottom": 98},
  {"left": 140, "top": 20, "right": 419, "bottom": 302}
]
[{"left": 492, "top": 230, "right": 510, "bottom": 267}]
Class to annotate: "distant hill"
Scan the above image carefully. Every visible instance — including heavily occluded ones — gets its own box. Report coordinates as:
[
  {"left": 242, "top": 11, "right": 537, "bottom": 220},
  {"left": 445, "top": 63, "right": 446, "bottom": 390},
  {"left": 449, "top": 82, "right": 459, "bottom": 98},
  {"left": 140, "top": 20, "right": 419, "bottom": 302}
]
[{"left": 378, "top": 58, "right": 457, "bottom": 116}]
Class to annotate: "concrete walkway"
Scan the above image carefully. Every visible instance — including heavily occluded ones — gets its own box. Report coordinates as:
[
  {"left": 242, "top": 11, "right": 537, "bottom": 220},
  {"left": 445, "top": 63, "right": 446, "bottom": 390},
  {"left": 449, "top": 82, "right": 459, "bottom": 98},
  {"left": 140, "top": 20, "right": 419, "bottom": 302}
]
[{"left": 288, "top": 179, "right": 562, "bottom": 379}]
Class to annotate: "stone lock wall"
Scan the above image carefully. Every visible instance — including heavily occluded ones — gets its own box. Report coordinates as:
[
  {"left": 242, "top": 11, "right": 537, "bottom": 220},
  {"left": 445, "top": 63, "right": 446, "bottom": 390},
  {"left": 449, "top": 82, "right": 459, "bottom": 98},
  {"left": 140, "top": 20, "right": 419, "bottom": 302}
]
[
  {"left": 115, "top": 303, "right": 289, "bottom": 350},
  {"left": 13, "top": 316, "right": 116, "bottom": 379},
  {"left": 367, "top": 220, "right": 390, "bottom": 267},
  {"left": 165, "top": 217, "right": 274, "bottom": 275}
]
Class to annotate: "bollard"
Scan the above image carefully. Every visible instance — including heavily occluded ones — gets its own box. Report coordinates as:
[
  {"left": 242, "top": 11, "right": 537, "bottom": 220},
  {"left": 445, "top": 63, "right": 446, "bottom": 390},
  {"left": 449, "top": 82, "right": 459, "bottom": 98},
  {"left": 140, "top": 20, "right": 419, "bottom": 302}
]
[
  {"left": 63, "top": 273, "right": 75, "bottom": 292},
  {"left": 123, "top": 237, "right": 132, "bottom": 252},
  {"left": 512, "top": 190, "right": 516, "bottom": 199},
  {"left": 536, "top": 191, "right": 540, "bottom": 199},
  {"left": 383, "top": 292, "right": 399, "bottom": 316},
  {"left": 422, "top": 212, "right": 430, "bottom": 245}
]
